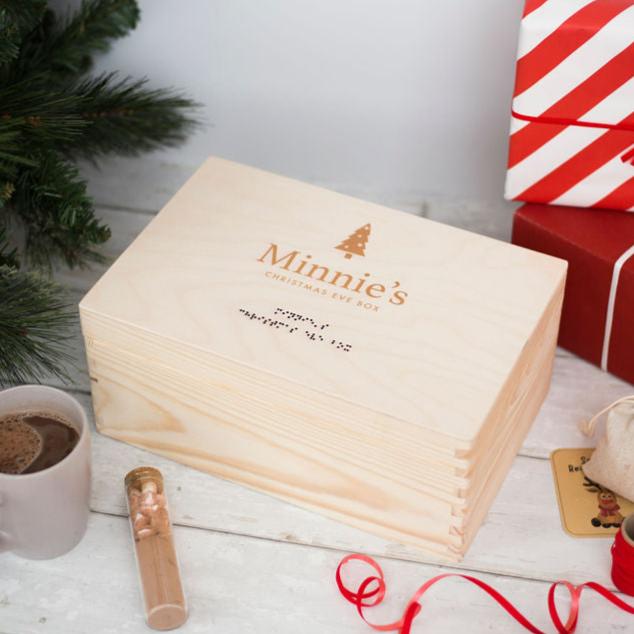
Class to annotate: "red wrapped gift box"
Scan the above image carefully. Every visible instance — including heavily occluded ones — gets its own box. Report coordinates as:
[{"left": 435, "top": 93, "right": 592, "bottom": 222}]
[
  {"left": 512, "top": 203, "right": 634, "bottom": 383},
  {"left": 504, "top": 0, "right": 634, "bottom": 210}
]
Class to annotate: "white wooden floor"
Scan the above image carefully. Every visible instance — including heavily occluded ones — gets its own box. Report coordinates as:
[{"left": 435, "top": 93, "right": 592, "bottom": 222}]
[{"left": 2, "top": 164, "right": 633, "bottom": 633}]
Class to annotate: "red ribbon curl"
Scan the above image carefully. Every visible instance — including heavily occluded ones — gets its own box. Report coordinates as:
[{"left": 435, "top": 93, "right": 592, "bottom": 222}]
[{"left": 336, "top": 553, "right": 634, "bottom": 633}]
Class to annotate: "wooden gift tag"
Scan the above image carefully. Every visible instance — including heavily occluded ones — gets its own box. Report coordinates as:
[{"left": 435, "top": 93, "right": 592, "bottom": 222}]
[{"left": 551, "top": 448, "right": 634, "bottom": 537}]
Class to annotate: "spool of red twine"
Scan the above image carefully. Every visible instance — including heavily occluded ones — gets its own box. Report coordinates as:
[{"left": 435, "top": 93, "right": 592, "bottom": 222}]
[{"left": 612, "top": 513, "right": 634, "bottom": 596}]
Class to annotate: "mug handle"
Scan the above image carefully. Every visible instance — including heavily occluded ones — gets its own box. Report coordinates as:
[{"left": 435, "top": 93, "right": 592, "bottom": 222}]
[{"left": 0, "top": 492, "right": 13, "bottom": 552}]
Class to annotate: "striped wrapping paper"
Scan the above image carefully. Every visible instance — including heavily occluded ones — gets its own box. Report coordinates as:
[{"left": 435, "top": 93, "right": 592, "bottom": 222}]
[{"left": 505, "top": 0, "right": 634, "bottom": 211}]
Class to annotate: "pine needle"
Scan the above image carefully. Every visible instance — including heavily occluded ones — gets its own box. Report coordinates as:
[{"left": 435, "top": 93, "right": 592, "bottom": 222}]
[{"left": 0, "top": 265, "right": 76, "bottom": 386}]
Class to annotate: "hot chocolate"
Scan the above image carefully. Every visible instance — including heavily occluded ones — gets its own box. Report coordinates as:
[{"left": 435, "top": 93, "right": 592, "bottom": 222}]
[{"left": 0, "top": 411, "right": 79, "bottom": 474}]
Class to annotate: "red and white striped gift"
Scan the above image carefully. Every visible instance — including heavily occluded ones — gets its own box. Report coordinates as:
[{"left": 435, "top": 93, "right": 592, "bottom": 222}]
[{"left": 505, "top": 0, "right": 634, "bottom": 211}]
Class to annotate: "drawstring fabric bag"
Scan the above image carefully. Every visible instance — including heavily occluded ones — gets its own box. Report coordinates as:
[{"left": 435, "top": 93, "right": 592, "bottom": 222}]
[{"left": 581, "top": 396, "right": 634, "bottom": 503}]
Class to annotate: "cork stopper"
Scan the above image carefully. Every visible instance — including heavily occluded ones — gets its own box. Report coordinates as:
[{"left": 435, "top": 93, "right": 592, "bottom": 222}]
[{"left": 125, "top": 466, "right": 164, "bottom": 493}]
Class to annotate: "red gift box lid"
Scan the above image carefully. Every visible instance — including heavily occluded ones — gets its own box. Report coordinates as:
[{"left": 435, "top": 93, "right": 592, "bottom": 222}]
[
  {"left": 514, "top": 204, "right": 634, "bottom": 262},
  {"left": 513, "top": 203, "right": 634, "bottom": 383}
]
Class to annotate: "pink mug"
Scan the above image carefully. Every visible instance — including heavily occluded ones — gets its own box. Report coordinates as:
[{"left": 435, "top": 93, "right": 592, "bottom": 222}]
[{"left": 0, "top": 385, "right": 91, "bottom": 559}]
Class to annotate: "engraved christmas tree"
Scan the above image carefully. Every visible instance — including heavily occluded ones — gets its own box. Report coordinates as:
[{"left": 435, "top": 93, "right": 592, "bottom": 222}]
[{"left": 335, "top": 224, "right": 371, "bottom": 259}]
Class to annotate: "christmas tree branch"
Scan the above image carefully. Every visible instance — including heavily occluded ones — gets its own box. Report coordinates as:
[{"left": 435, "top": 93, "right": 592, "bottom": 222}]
[
  {"left": 0, "top": 118, "right": 38, "bottom": 183},
  {"left": 13, "top": 0, "right": 140, "bottom": 79},
  {"left": 64, "top": 73, "right": 199, "bottom": 157},
  {"left": 0, "top": 0, "right": 199, "bottom": 383},
  {"left": 0, "top": 0, "right": 46, "bottom": 65},
  {"left": 0, "top": 77, "right": 88, "bottom": 149},
  {"left": 0, "top": 265, "right": 76, "bottom": 386},
  {"left": 0, "top": 225, "right": 18, "bottom": 268},
  {"left": 12, "top": 151, "right": 110, "bottom": 268}
]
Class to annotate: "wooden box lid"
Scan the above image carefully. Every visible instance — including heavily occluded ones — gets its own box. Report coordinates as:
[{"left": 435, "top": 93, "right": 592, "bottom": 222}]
[{"left": 80, "top": 157, "right": 566, "bottom": 443}]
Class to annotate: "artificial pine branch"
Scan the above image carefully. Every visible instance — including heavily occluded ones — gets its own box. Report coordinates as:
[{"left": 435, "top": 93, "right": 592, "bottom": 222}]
[
  {"left": 67, "top": 73, "right": 198, "bottom": 157},
  {"left": 12, "top": 0, "right": 139, "bottom": 80},
  {"left": 0, "top": 226, "right": 18, "bottom": 268},
  {"left": 0, "top": 265, "right": 75, "bottom": 386},
  {"left": 0, "top": 118, "right": 38, "bottom": 181},
  {"left": 0, "top": 75, "right": 88, "bottom": 147},
  {"left": 0, "top": 1, "right": 46, "bottom": 65},
  {"left": 0, "top": 0, "right": 198, "bottom": 383},
  {"left": 12, "top": 151, "right": 110, "bottom": 268}
]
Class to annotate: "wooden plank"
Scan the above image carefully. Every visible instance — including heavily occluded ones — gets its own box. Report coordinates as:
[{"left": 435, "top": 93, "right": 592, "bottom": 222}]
[
  {"left": 1, "top": 510, "right": 632, "bottom": 634},
  {"left": 66, "top": 390, "right": 618, "bottom": 587}
]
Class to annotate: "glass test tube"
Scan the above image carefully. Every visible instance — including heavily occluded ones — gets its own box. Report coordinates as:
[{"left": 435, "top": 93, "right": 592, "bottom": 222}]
[{"left": 125, "top": 466, "right": 188, "bottom": 630}]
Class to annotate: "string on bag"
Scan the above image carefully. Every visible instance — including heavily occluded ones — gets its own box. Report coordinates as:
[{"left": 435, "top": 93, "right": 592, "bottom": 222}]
[
  {"left": 336, "top": 551, "right": 634, "bottom": 634},
  {"left": 579, "top": 395, "right": 634, "bottom": 437}
]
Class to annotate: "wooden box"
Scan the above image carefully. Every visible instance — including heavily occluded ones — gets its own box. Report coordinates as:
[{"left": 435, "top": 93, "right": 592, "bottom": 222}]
[{"left": 79, "top": 157, "right": 567, "bottom": 561}]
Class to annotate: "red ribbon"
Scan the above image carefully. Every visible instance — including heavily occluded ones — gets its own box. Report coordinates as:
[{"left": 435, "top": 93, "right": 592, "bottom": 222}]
[
  {"left": 510, "top": 110, "right": 634, "bottom": 166},
  {"left": 510, "top": 110, "right": 634, "bottom": 133},
  {"left": 336, "top": 553, "right": 634, "bottom": 633}
]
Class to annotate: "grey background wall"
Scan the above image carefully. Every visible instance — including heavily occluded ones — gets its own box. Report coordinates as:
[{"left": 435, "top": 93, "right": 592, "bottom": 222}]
[{"left": 54, "top": 0, "right": 524, "bottom": 235}]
